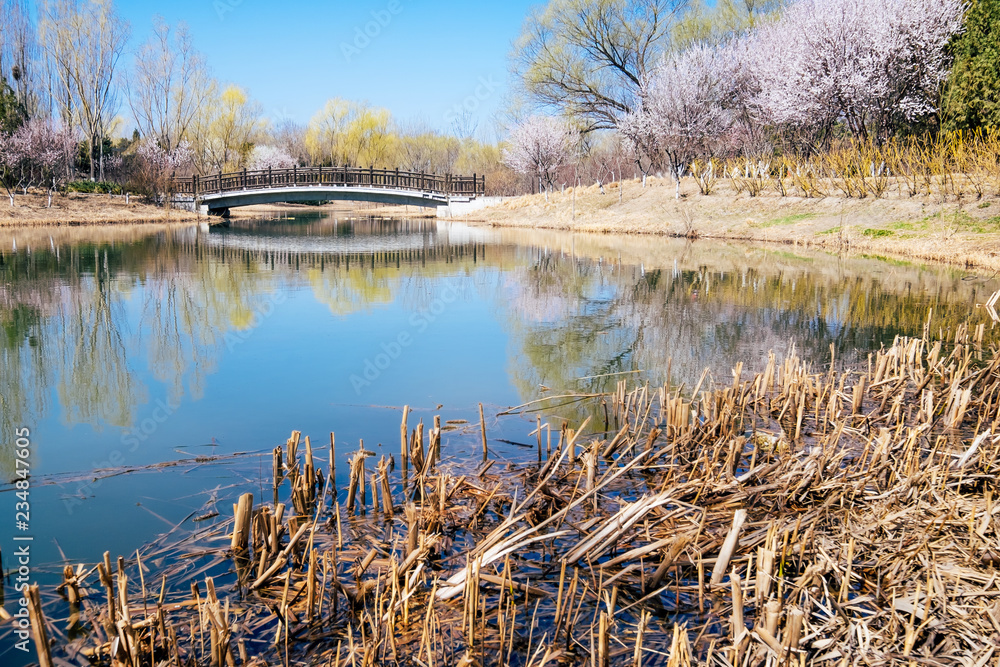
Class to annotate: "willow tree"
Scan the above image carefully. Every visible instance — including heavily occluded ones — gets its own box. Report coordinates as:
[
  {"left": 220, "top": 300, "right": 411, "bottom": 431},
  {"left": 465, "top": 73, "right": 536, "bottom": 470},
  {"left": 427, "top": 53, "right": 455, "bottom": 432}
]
[
  {"left": 39, "top": 0, "right": 130, "bottom": 180},
  {"left": 189, "top": 84, "right": 267, "bottom": 174},
  {"left": 305, "top": 99, "right": 395, "bottom": 168},
  {"left": 510, "top": 0, "right": 690, "bottom": 131}
]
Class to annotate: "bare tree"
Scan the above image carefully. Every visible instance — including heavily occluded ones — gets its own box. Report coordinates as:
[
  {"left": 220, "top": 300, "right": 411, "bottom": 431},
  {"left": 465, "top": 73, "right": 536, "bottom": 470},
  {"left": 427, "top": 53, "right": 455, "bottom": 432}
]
[
  {"left": 0, "top": 0, "right": 45, "bottom": 117},
  {"left": 39, "top": 0, "right": 130, "bottom": 180},
  {"left": 128, "top": 16, "right": 214, "bottom": 152},
  {"left": 511, "top": 0, "right": 690, "bottom": 131}
]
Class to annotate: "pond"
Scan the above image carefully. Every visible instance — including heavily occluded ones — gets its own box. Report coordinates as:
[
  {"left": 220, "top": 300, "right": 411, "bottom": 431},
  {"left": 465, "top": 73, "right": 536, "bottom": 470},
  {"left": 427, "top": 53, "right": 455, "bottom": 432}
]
[{"left": 0, "top": 214, "right": 993, "bottom": 663}]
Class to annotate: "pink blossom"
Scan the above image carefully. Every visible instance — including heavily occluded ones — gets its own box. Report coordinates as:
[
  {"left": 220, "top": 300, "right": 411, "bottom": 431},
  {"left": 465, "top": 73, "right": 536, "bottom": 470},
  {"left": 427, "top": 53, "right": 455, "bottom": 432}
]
[
  {"left": 503, "top": 116, "right": 578, "bottom": 190},
  {"left": 619, "top": 43, "right": 736, "bottom": 188}
]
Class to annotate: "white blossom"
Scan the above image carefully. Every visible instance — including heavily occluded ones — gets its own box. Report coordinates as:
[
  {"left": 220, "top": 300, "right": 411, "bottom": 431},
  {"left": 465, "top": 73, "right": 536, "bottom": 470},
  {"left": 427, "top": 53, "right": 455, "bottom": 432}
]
[
  {"left": 247, "top": 144, "right": 297, "bottom": 171},
  {"left": 740, "top": 0, "right": 965, "bottom": 141}
]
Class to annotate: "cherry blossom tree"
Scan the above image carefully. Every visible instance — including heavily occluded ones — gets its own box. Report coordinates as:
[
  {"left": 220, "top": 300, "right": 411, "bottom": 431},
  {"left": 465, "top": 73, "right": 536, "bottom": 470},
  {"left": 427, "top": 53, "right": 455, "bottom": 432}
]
[
  {"left": 502, "top": 115, "right": 579, "bottom": 199},
  {"left": 136, "top": 137, "right": 193, "bottom": 199},
  {"left": 247, "top": 144, "right": 296, "bottom": 171},
  {"left": 618, "top": 43, "right": 735, "bottom": 196},
  {"left": 739, "top": 0, "right": 965, "bottom": 144},
  {"left": 0, "top": 118, "right": 75, "bottom": 206}
]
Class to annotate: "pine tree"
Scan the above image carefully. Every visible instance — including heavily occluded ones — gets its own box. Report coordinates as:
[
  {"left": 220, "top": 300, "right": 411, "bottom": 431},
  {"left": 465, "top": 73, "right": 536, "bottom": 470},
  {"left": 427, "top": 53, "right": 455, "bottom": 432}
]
[
  {"left": 0, "top": 77, "right": 26, "bottom": 134},
  {"left": 942, "top": 0, "right": 1000, "bottom": 131}
]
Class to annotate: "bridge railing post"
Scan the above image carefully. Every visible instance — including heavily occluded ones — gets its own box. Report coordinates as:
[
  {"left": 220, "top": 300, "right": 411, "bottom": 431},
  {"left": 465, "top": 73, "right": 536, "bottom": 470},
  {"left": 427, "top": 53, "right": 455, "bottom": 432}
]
[
  {"left": 293, "top": 165, "right": 297, "bottom": 186},
  {"left": 193, "top": 174, "right": 198, "bottom": 197},
  {"left": 217, "top": 170, "right": 222, "bottom": 193}
]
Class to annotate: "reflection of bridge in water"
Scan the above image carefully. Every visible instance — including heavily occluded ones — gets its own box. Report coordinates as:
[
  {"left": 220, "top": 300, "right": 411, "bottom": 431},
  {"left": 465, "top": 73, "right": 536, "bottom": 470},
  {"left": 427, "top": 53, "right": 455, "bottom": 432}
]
[
  {"left": 198, "top": 219, "right": 495, "bottom": 255},
  {"left": 172, "top": 166, "right": 486, "bottom": 215},
  {"left": 189, "top": 234, "right": 491, "bottom": 272}
]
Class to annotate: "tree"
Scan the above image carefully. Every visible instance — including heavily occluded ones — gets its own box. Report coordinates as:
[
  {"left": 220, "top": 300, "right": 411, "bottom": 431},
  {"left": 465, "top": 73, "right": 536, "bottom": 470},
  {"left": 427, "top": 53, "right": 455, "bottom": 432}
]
[
  {"left": 305, "top": 99, "right": 352, "bottom": 166},
  {"left": 128, "top": 16, "right": 214, "bottom": 152},
  {"left": 673, "top": 0, "right": 785, "bottom": 49},
  {"left": 502, "top": 115, "right": 578, "bottom": 198},
  {"left": 0, "top": 118, "right": 75, "bottom": 205},
  {"left": 247, "top": 144, "right": 296, "bottom": 170},
  {"left": 135, "top": 137, "right": 193, "bottom": 198},
  {"left": 0, "top": 0, "right": 44, "bottom": 116},
  {"left": 305, "top": 99, "right": 396, "bottom": 168},
  {"left": 942, "top": 0, "right": 1000, "bottom": 131},
  {"left": 271, "top": 119, "right": 309, "bottom": 166},
  {"left": 39, "top": 0, "right": 131, "bottom": 180},
  {"left": 619, "top": 44, "right": 734, "bottom": 194},
  {"left": 396, "top": 123, "right": 460, "bottom": 173},
  {"left": 740, "top": 0, "right": 964, "bottom": 144},
  {"left": 511, "top": 0, "right": 690, "bottom": 131},
  {"left": 188, "top": 84, "right": 266, "bottom": 173},
  {"left": 0, "top": 76, "right": 26, "bottom": 134}
]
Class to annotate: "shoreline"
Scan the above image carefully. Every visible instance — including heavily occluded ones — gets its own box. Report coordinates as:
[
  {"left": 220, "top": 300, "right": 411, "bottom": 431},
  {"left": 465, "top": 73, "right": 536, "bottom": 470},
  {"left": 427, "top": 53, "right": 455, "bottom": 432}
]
[
  {"left": 457, "top": 177, "right": 1000, "bottom": 272},
  {"left": 9, "top": 183, "right": 1000, "bottom": 273}
]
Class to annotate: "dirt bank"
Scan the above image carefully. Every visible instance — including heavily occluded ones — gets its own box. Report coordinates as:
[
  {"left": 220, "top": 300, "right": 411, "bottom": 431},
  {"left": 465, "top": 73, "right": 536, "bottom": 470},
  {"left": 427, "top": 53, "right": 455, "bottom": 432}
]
[
  {"left": 460, "top": 176, "right": 1000, "bottom": 271},
  {"left": 0, "top": 189, "right": 201, "bottom": 227}
]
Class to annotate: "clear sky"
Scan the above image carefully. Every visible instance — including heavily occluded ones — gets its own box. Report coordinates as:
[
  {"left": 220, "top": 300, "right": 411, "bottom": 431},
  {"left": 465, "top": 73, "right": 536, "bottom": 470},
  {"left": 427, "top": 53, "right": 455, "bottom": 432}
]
[{"left": 112, "top": 0, "right": 540, "bottom": 139}]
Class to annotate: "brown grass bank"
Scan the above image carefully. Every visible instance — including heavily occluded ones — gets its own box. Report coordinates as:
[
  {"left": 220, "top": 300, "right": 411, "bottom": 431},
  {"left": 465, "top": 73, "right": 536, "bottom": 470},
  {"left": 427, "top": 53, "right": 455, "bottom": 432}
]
[
  {"left": 0, "top": 189, "right": 202, "bottom": 227},
  {"left": 463, "top": 177, "right": 1000, "bottom": 272}
]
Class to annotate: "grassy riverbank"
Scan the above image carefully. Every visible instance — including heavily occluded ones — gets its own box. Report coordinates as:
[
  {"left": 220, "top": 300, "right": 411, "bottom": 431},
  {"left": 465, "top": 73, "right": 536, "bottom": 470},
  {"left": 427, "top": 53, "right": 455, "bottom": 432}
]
[{"left": 463, "top": 177, "right": 1000, "bottom": 271}]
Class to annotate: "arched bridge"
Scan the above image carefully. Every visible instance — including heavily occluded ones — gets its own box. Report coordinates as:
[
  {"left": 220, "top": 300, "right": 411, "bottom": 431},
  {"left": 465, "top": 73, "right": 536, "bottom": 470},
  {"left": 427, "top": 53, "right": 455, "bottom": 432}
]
[{"left": 171, "top": 166, "right": 486, "bottom": 215}]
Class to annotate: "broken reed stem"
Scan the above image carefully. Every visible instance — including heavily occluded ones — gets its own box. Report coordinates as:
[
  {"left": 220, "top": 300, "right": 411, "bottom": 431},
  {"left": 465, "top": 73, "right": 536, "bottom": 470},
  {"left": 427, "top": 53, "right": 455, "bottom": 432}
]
[{"left": 479, "top": 402, "right": 488, "bottom": 462}]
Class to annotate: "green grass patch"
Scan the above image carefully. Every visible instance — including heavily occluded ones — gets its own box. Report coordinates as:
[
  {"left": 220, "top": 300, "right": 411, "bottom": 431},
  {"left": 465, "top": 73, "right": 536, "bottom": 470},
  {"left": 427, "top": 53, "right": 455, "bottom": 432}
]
[
  {"left": 859, "top": 254, "right": 913, "bottom": 266},
  {"left": 978, "top": 201, "right": 992, "bottom": 209},
  {"left": 756, "top": 213, "right": 816, "bottom": 228},
  {"left": 817, "top": 226, "right": 841, "bottom": 236},
  {"left": 67, "top": 180, "right": 123, "bottom": 195},
  {"left": 862, "top": 228, "right": 894, "bottom": 238}
]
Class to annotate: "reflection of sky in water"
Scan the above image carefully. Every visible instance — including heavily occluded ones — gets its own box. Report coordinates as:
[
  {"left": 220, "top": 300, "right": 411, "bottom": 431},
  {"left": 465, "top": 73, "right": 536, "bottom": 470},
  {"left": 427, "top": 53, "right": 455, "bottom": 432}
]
[{"left": 0, "top": 216, "right": 994, "bottom": 592}]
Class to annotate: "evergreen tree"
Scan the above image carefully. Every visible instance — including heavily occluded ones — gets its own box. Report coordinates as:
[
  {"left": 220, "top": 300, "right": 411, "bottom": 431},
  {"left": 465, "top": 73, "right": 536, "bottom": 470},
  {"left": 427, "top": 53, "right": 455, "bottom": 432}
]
[
  {"left": 942, "top": 0, "right": 1000, "bottom": 131},
  {"left": 0, "top": 76, "right": 26, "bottom": 134}
]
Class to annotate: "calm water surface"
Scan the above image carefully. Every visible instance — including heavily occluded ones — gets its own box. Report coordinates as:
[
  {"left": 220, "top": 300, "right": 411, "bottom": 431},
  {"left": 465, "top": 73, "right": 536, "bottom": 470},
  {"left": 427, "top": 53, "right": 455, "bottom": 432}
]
[{"left": 0, "top": 214, "right": 993, "bottom": 658}]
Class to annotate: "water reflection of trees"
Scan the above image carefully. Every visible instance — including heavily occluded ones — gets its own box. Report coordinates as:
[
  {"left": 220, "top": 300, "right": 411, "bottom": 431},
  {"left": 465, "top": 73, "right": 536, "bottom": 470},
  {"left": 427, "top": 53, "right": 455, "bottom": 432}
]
[
  {"left": 0, "top": 221, "right": 992, "bottom": 476},
  {"left": 0, "top": 225, "right": 493, "bottom": 477},
  {"left": 494, "top": 243, "right": 992, "bottom": 423}
]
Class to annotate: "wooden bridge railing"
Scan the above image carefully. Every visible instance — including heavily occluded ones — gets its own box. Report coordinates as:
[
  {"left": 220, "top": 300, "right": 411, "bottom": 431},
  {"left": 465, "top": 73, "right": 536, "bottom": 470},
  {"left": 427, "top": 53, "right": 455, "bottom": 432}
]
[{"left": 172, "top": 166, "right": 485, "bottom": 198}]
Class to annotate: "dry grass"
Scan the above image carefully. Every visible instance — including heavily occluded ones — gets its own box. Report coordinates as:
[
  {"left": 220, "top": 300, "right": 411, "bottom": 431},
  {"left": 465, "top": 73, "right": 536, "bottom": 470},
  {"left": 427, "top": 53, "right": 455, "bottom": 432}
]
[
  {"left": 14, "top": 318, "right": 1000, "bottom": 665},
  {"left": 465, "top": 176, "right": 1000, "bottom": 272},
  {"left": 0, "top": 189, "right": 201, "bottom": 227}
]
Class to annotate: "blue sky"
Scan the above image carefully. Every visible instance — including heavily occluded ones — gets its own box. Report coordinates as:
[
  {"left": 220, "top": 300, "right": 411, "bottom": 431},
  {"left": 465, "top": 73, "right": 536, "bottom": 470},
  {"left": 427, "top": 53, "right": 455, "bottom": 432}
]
[{"left": 113, "top": 0, "right": 540, "bottom": 139}]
